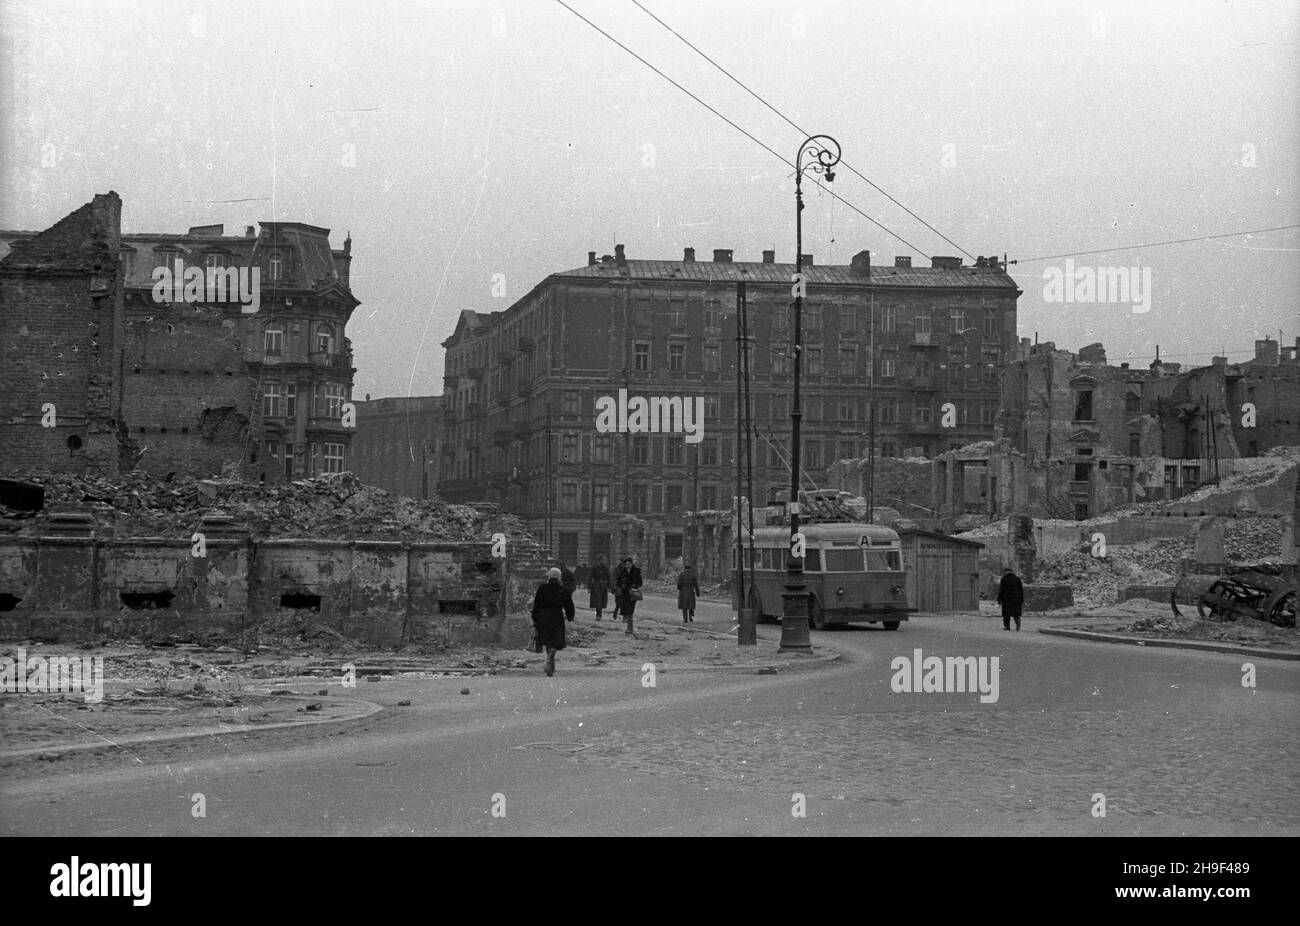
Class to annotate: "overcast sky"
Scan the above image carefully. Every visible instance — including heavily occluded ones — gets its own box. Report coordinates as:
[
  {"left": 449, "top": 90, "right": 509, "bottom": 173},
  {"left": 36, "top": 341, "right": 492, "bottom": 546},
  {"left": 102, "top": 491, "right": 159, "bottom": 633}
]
[{"left": 2, "top": 0, "right": 1296, "bottom": 399}]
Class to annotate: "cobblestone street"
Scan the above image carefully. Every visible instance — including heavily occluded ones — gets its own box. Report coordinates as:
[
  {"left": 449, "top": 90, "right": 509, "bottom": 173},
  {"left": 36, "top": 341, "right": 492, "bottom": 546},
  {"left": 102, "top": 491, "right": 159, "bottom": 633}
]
[{"left": 3, "top": 595, "right": 1296, "bottom": 836}]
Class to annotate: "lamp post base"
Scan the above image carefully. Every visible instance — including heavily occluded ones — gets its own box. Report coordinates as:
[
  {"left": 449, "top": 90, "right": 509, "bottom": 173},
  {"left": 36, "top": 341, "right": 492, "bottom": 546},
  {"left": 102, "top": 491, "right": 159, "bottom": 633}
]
[{"left": 779, "top": 570, "right": 813, "bottom": 652}]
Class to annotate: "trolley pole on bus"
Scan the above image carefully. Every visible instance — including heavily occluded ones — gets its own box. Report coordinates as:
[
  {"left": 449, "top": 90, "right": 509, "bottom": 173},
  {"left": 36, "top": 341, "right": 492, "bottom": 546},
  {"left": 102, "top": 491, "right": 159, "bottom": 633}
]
[{"left": 781, "top": 134, "right": 840, "bottom": 653}]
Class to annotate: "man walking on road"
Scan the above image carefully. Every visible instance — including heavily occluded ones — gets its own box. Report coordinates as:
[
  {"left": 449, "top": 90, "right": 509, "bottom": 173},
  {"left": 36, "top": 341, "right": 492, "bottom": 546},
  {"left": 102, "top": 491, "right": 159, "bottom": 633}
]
[{"left": 998, "top": 568, "right": 1024, "bottom": 631}]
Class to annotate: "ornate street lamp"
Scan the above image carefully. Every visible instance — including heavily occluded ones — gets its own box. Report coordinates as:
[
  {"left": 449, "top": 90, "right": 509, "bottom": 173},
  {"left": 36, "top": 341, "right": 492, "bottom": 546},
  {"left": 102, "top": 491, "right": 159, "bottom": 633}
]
[{"left": 781, "top": 134, "right": 841, "bottom": 653}]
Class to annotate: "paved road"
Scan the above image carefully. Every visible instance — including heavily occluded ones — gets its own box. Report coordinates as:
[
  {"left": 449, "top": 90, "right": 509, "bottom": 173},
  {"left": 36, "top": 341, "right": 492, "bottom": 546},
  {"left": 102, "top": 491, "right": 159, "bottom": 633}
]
[{"left": 3, "top": 594, "right": 1297, "bottom": 835}]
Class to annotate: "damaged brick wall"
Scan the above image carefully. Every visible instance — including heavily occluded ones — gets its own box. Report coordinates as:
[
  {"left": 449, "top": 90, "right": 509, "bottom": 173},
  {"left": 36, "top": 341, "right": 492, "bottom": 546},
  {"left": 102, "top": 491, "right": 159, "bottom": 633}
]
[
  {"left": 121, "top": 298, "right": 254, "bottom": 477},
  {"left": 0, "top": 193, "right": 125, "bottom": 475}
]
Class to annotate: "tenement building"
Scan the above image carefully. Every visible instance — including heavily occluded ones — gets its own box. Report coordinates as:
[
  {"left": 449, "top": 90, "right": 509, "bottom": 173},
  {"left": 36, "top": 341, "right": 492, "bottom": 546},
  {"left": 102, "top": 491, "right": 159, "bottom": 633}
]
[
  {"left": 438, "top": 244, "right": 1019, "bottom": 573},
  {"left": 2, "top": 196, "right": 361, "bottom": 481},
  {"left": 350, "top": 395, "right": 443, "bottom": 497}
]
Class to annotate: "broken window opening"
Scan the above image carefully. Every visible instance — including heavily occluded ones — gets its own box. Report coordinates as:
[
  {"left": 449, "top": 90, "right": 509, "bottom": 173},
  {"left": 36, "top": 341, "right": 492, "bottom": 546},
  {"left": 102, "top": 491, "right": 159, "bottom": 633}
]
[
  {"left": 280, "top": 592, "right": 322, "bottom": 611},
  {"left": 120, "top": 590, "right": 176, "bottom": 610}
]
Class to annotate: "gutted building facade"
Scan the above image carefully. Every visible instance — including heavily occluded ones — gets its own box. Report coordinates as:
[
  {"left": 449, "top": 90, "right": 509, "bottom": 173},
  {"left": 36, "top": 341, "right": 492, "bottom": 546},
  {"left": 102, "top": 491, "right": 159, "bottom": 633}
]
[
  {"left": 934, "top": 337, "right": 1300, "bottom": 524},
  {"left": 2, "top": 199, "right": 361, "bottom": 481}
]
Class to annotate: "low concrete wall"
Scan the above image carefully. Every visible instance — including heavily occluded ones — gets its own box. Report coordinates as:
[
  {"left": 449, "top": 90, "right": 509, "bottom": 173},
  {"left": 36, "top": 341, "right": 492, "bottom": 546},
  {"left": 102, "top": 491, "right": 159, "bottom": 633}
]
[
  {"left": 1023, "top": 584, "right": 1074, "bottom": 612},
  {"left": 0, "top": 532, "right": 543, "bottom": 646},
  {"left": 1121, "top": 585, "right": 1178, "bottom": 604}
]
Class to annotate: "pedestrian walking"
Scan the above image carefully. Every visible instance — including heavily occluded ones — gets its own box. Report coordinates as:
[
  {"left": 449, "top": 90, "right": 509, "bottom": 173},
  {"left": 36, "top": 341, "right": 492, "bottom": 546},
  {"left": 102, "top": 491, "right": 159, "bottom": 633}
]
[
  {"left": 558, "top": 562, "right": 576, "bottom": 596},
  {"left": 677, "top": 564, "right": 699, "bottom": 623},
  {"left": 588, "top": 555, "right": 611, "bottom": 621},
  {"left": 531, "top": 567, "right": 575, "bottom": 676},
  {"left": 997, "top": 568, "right": 1024, "bottom": 631},
  {"left": 614, "top": 555, "right": 643, "bottom": 634},
  {"left": 574, "top": 562, "right": 590, "bottom": 590}
]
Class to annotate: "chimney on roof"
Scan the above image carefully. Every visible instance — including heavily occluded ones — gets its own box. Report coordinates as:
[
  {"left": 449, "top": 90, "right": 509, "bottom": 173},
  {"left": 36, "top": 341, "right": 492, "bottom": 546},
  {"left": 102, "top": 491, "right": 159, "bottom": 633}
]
[
  {"left": 1212, "top": 355, "right": 1227, "bottom": 367},
  {"left": 800, "top": 254, "right": 813, "bottom": 266},
  {"left": 1120, "top": 363, "right": 1129, "bottom": 370},
  {"left": 1255, "top": 337, "right": 1279, "bottom": 366},
  {"left": 614, "top": 243, "right": 626, "bottom": 263},
  {"left": 931, "top": 256, "right": 962, "bottom": 269},
  {"left": 762, "top": 249, "right": 775, "bottom": 264},
  {"left": 588, "top": 251, "right": 597, "bottom": 266},
  {"left": 713, "top": 248, "right": 732, "bottom": 263},
  {"left": 849, "top": 250, "right": 871, "bottom": 277},
  {"left": 895, "top": 256, "right": 911, "bottom": 268},
  {"left": 683, "top": 247, "right": 695, "bottom": 262},
  {"left": 245, "top": 225, "right": 256, "bottom": 238}
]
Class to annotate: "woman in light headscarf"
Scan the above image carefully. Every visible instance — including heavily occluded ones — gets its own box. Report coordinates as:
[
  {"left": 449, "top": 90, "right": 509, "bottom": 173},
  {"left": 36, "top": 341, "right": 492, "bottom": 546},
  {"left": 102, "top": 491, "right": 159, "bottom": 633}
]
[{"left": 531, "top": 566, "right": 575, "bottom": 676}]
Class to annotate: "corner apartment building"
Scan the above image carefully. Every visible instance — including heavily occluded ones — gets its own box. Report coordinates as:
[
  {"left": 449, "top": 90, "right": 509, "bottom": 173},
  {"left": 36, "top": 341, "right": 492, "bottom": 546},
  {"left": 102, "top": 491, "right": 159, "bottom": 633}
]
[{"left": 438, "top": 244, "right": 1020, "bottom": 571}]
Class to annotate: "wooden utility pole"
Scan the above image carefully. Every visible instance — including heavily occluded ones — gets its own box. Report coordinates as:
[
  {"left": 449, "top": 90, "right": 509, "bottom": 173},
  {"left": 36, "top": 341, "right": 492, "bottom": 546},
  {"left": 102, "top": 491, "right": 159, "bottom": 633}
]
[{"left": 736, "top": 280, "right": 756, "bottom": 645}]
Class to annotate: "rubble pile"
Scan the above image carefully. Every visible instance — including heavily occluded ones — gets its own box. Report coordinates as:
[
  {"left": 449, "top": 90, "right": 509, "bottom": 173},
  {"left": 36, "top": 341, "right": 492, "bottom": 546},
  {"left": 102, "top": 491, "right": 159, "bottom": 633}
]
[
  {"left": 1034, "top": 548, "right": 1133, "bottom": 608},
  {"left": 1107, "top": 537, "right": 1192, "bottom": 581},
  {"left": 1121, "top": 446, "right": 1300, "bottom": 517},
  {"left": 1, "top": 471, "right": 526, "bottom": 542},
  {"left": 1223, "top": 517, "right": 1284, "bottom": 564}
]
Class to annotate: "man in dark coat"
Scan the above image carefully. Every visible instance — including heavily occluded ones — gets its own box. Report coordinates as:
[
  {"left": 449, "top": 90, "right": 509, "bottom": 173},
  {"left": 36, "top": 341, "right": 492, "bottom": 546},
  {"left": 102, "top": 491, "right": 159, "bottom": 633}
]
[
  {"left": 614, "top": 555, "right": 644, "bottom": 634},
  {"left": 558, "top": 563, "right": 577, "bottom": 596},
  {"left": 574, "top": 563, "right": 590, "bottom": 590},
  {"left": 532, "top": 567, "right": 575, "bottom": 676},
  {"left": 677, "top": 564, "right": 700, "bottom": 623},
  {"left": 588, "top": 555, "right": 611, "bottom": 620},
  {"left": 997, "top": 568, "right": 1024, "bottom": 631}
]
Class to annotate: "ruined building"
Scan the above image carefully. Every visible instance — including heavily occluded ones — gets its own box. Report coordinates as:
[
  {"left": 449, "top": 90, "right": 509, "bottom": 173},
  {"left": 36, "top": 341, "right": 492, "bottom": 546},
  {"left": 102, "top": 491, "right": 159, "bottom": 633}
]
[
  {"left": 1, "top": 195, "right": 360, "bottom": 480},
  {"left": 438, "top": 244, "right": 1020, "bottom": 572},
  {"left": 1, "top": 193, "right": 126, "bottom": 474},
  {"left": 933, "top": 338, "right": 1300, "bottom": 525}
]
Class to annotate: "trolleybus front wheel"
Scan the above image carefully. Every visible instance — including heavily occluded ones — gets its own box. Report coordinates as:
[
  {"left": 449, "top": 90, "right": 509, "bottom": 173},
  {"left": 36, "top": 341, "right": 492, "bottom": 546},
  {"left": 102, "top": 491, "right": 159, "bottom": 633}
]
[
  {"left": 808, "top": 597, "right": 827, "bottom": 631},
  {"left": 882, "top": 621, "right": 901, "bottom": 631}
]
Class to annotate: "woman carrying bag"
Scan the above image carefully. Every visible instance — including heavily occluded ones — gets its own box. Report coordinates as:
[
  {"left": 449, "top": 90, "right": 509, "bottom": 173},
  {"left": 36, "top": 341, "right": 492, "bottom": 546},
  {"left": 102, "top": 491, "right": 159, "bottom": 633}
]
[{"left": 614, "top": 555, "right": 644, "bottom": 635}]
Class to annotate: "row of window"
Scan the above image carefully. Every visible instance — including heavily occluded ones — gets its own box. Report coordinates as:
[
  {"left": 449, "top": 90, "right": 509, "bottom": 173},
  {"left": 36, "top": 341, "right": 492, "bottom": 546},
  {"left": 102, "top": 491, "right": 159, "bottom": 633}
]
[
  {"left": 264, "top": 322, "right": 339, "bottom": 356},
  {"left": 636, "top": 301, "right": 1005, "bottom": 338},
  {"left": 624, "top": 341, "right": 1002, "bottom": 375},
  {"left": 445, "top": 299, "right": 1005, "bottom": 374},
  {"left": 144, "top": 249, "right": 288, "bottom": 281},
  {"left": 262, "top": 382, "right": 350, "bottom": 419},
  {"left": 264, "top": 440, "right": 346, "bottom": 477},
  {"left": 557, "top": 482, "right": 723, "bottom": 514}
]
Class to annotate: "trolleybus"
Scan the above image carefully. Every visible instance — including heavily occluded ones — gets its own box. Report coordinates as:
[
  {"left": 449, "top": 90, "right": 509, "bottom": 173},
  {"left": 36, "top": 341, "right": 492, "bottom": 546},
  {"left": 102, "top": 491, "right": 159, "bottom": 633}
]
[{"left": 737, "top": 521, "right": 914, "bottom": 630}]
